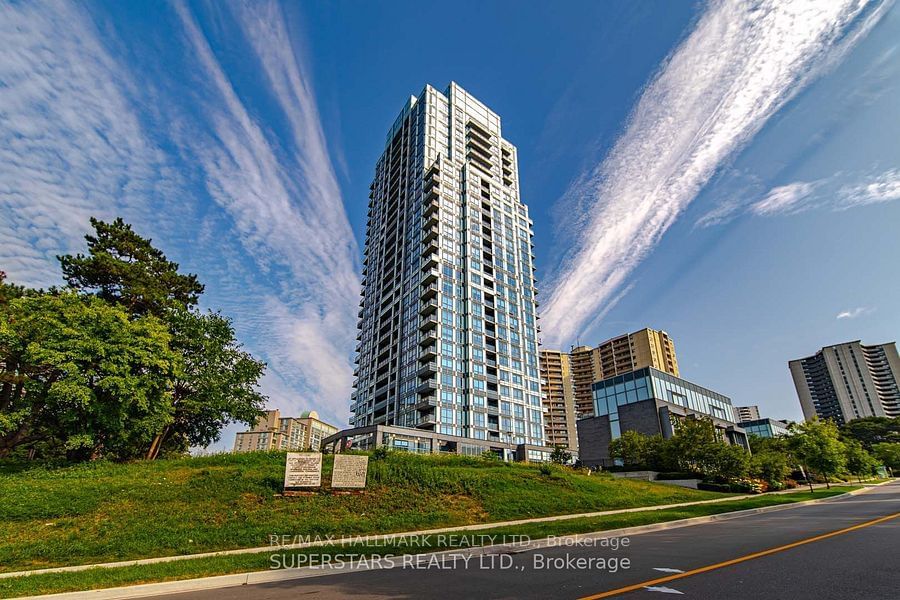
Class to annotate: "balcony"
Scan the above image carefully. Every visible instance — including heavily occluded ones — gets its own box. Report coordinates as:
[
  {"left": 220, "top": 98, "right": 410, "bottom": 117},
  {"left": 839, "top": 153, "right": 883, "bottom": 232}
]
[
  {"left": 419, "top": 298, "right": 438, "bottom": 316},
  {"left": 420, "top": 344, "right": 437, "bottom": 361},
  {"left": 420, "top": 282, "right": 438, "bottom": 300},
  {"left": 417, "top": 378, "right": 437, "bottom": 394},
  {"left": 419, "top": 330, "right": 437, "bottom": 347},
  {"left": 420, "top": 314, "right": 438, "bottom": 331},
  {"left": 421, "top": 267, "right": 439, "bottom": 284},
  {"left": 422, "top": 224, "right": 439, "bottom": 244},
  {"left": 416, "top": 413, "right": 436, "bottom": 428},
  {"left": 423, "top": 198, "right": 439, "bottom": 218},
  {"left": 416, "top": 395, "right": 437, "bottom": 411},
  {"left": 417, "top": 361, "right": 438, "bottom": 377},
  {"left": 421, "top": 240, "right": 439, "bottom": 258}
]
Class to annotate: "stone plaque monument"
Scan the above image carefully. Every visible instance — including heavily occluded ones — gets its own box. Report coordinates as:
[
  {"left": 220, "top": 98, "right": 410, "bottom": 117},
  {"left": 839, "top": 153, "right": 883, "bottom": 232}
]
[
  {"left": 331, "top": 454, "right": 369, "bottom": 489},
  {"left": 284, "top": 452, "right": 322, "bottom": 488}
]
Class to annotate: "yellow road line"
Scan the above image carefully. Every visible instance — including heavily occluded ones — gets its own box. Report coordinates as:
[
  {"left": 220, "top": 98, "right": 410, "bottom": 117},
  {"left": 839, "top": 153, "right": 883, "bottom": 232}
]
[{"left": 579, "top": 511, "right": 900, "bottom": 599}]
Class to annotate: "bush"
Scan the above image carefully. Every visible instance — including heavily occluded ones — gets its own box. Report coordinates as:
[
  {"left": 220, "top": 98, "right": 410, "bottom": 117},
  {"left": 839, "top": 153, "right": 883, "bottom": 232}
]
[
  {"left": 550, "top": 446, "right": 573, "bottom": 465},
  {"left": 697, "top": 482, "right": 730, "bottom": 493},
  {"left": 728, "top": 478, "right": 767, "bottom": 494},
  {"left": 370, "top": 447, "right": 391, "bottom": 461},
  {"left": 655, "top": 471, "right": 702, "bottom": 481}
]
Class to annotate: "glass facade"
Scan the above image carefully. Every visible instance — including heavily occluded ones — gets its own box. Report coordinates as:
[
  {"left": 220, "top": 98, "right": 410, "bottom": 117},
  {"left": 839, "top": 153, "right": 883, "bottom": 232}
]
[
  {"left": 592, "top": 367, "right": 737, "bottom": 428},
  {"left": 740, "top": 418, "right": 789, "bottom": 439},
  {"left": 351, "top": 83, "right": 543, "bottom": 447}
]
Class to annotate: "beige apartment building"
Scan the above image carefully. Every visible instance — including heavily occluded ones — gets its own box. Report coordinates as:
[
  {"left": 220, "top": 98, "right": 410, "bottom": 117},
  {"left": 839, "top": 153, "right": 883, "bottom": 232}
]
[
  {"left": 541, "top": 328, "right": 680, "bottom": 426},
  {"left": 233, "top": 409, "right": 339, "bottom": 453},
  {"left": 596, "top": 328, "right": 679, "bottom": 381},
  {"left": 538, "top": 349, "right": 578, "bottom": 450}
]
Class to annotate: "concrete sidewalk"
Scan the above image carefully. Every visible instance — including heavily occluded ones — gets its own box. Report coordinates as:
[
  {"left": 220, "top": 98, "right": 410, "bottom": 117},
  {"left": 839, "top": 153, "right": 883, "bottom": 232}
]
[{"left": 2, "top": 479, "right": 888, "bottom": 582}]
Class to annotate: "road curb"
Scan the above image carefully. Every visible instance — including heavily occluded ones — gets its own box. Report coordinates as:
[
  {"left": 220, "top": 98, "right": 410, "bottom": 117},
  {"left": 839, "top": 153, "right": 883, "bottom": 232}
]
[{"left": 15, "top": 480, "right": 894, "bottom": 600}]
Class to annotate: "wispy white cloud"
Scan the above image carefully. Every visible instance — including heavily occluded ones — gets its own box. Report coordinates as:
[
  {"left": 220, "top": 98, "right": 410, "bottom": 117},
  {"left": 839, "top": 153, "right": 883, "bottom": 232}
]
[
  {"left": 541, "top": 0, "right": 889, "bottom": 347},
  {"left": 171, "top": 1, "right": 359, "bottom": 423},
  {"left": 839, "top": 168, "right": 900, "bottom": 207},
  {"left": 0, "top": 2, "right": 178, "bottom": 288},
  {"left": 750, "top": 181, "right": 820, "bottom": 215},
  {"left": 745, "top": 168, "right": 900, "bottom": 217},
  {"left": 836, "top": 306, "right": 874, "bottom": 319},
  {"left": 0, "top": 1, "right": 359, "bottom": 427}
]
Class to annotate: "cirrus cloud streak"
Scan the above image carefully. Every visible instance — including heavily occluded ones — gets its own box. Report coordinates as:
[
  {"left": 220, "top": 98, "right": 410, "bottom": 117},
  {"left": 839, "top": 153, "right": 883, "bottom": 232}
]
[{"left": 541, "top": 0, "right": 890, "bottom": 347}]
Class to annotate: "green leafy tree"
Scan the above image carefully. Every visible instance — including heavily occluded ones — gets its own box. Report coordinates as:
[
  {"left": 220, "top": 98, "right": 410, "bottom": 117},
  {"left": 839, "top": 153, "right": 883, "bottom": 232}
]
[
  {"left": 707, "top": 443, "right": 750, "bottom": 481},
  {"left": 0, "top": 293, "right": 176, "bottom": 460},
  {"left": 843, "top": 439, "right": 877, "bottom": 482},
  {"left": 667, "top": 417, "right": 721, "bottom": 474},
  {"left": 644, "top": 434, "right": 676, "bottom": 472},
  {"left": 59, "top": 217, "right": 204, "bottom": 316},
  {"left": 145, "top": 309, "right": 266, "bottom": 459},
  {"left": 57, "top": 218, "right": 266, "bottom": 459},
  {"left": 839, "top": 417, "right": 900, "bottom": 450},
  {"left": 608, "top": 430, "right": 650, "bottom": 467},
  {"left": 749, "top": 448, "right": 791, "bottom": 488},
  {"left": 549, "top": 445, "right": 572, "bottom": 465},
  {"left": 0, "top": 271, "right": 28, "bottom": 306},
  {"left": 748, "top": 434, "right": 788, "bottom": 454},
  {"left": 872, "top": 442, "right": 900, "bottom": 472},
  {"left": 788, "top": 419, "right": 847, "bottom": 490}
]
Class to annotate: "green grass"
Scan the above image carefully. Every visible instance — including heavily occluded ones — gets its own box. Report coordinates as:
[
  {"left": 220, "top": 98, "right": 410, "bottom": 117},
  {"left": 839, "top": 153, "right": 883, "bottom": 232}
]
[
  {"left": 0, "top": 451, "right": 724, "bottom": 573},
  {"left": 0, "top": 487, "right": 856, "bottom": 599}
]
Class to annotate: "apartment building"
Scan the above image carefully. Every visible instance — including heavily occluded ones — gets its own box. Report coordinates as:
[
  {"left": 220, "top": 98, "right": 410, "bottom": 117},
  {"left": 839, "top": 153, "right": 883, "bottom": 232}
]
[
  {"left": 790, "top": 341, "right": 900, "bottom": 425},
  {"left": 349, "top": 83, "right": 544, "bottom": 450},
  {"left": 539, "top": 349, "right": 578, "bottom": 450},
  {"left": 233, "top": 410, "right": 339, "bottom": 453},
  {"left": 542, "top": 328, "right": 679, "bottom": 419},
  {"left": 735, "top": 405, "right": 761, "bottom": 422}
]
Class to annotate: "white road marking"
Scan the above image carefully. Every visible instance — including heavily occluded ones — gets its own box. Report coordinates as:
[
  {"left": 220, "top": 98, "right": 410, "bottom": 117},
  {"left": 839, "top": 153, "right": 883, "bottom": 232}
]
[
  {"left": 644, "top": 585, "right": 685, "bottom": 594},
  {"left": 652, "top": 568, "right": 685, "bottom": 573}
]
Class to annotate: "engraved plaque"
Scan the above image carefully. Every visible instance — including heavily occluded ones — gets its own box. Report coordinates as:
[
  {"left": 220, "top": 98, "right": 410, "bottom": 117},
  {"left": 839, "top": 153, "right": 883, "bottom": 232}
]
[
  {"left": 331, "top": 454, "right": 368, "bottom": 489},
  {"left": 284, "top": 452, "right": 322, "bottom": 488}
]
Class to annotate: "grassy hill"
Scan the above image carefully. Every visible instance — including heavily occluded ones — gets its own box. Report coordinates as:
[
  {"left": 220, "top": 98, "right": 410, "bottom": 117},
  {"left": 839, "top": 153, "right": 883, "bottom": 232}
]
[{"left": 0, "top": 451, "right": 724, "bottom": 572}]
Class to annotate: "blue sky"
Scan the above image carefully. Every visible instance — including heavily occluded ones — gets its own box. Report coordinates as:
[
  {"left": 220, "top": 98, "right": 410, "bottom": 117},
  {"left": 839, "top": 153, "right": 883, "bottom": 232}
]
[{"left": 2, "top": 1, "right": 899, "bottom": 449}]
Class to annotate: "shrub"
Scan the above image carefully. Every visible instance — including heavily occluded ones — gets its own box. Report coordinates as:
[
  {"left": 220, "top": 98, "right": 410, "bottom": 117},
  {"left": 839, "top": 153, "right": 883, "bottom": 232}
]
[
  {"left": 370, "top": 447, "right": 391, "bottom": 461},
  {"left": 697, "top": 482, "right": 730, "bottom": 493},
  {"left": 655, "top": 471, "right": 702, "bottom": 481}
]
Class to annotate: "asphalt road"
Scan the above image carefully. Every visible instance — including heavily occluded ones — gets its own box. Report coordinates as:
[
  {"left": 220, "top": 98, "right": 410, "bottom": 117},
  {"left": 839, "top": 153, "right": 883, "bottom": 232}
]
[{"left": 161, "top": 481, "right": 900, "bottom": 600}]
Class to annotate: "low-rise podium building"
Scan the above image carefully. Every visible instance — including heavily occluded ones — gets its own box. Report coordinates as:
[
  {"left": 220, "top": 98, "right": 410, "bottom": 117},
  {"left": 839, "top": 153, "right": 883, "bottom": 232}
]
[
  {"left": 577, "top": 367, "right": 748, "bottom": 468},
  {"left": 738, "top": 417, "right": 789, "bottom": 439}
]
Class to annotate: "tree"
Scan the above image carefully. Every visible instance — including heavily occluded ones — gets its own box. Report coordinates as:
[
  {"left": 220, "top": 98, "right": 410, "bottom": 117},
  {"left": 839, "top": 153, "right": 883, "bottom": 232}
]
[
  {"left": 840, "top": 417, "right": 900, "bottom": 450},
  {"left": 872, "top": 442, "right": 900, "bottom": 472},
  {"left": 608, "top": 430, "right": 650, "bottom": 467},
  {"left": 749, "top": 448, "right": 791, "bottom": 488},
  {"left": 667, "top": 417, "right": 721, "bottom": 474},
  {"left": 707, "top": 443, "right": 750, "bottom": 481},
  {"left": 57, "top": 218, "right": 266, "bottom": 459},
  {"left": 0, "top": 293, "right": 177, "bottom": 460},
  {"left": 549, "top": 445, "right": 572, "bottom": 465},
  {"left": 58, "top": 217, "right": 204, "bottom": 317},
  {"left": 844, "top": 439, "right": 877, "bottom": 482},
  {"left": 0, "top": 271, "right": 28, "bottom": 306},
  {"left": 145, "top": 309, "right": 266, "bottom": 459},
  {"left": 787, "top": 419, "right": 846, "bottom": 490}
]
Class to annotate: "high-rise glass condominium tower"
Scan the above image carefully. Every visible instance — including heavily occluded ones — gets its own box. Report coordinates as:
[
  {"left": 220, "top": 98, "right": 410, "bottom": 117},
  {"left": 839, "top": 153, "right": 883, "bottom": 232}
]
[{"left": 351, "top": 83, "right": 544, "bottom": 447}]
